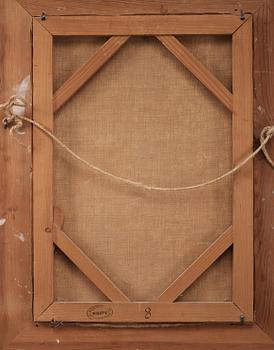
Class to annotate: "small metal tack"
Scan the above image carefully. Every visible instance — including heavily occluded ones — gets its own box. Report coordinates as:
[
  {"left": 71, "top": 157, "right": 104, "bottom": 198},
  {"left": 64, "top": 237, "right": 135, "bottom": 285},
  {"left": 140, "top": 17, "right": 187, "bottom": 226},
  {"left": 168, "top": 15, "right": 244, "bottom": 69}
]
[
  {"left": 40, "top": 12, "right": 47, "bottom": 21},
  {"left": 240, "top": 315, "right": 245, "bottom": 325},
  {"left": 240, "top": 10, "right": 246, "bottom": 21},
  {"left": 51, "top": 319, "right": 64, "bottom": 328}
]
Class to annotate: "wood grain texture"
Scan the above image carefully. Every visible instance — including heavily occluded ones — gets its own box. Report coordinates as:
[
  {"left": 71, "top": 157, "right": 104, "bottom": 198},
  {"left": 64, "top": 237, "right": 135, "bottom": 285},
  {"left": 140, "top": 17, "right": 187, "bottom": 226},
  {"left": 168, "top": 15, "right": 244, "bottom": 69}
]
[
  {"left": 53, "top": 207, "right": 64, "bottom": 228},
  {"left": 33, "top": 20, "right": 54, "bottom": 319},
  {"left": 52, "top": 226, "right": 130, "bottom": 302},
  {"left": 232, "top": 17, "right": 253, "bottom": 320},
  {"left": 8, "top": 324, "right": 274, "bottom": 350},
  {"left": 38, "top": 15, "right": 243, "bottom": 36},
  {"left": 39, "top": 301, "right": 241, "bottom": 323},
  {"left": 157, "top": 35, "right": 233, "bottom": 111},
  {"left": 158, "top": 226, "right": 233, "bottom": 302},
  {"left": 53, "top": 36, "right": 130, "bottom": 112},
  {"left": 16, "top": 0, "right": 262, "bottom": 16},
  {"left": 0, "top": 0, "right": 32, "bottom": 349},
  {"left": 254, "top": 0, "right": 274, "bottom": 340}
]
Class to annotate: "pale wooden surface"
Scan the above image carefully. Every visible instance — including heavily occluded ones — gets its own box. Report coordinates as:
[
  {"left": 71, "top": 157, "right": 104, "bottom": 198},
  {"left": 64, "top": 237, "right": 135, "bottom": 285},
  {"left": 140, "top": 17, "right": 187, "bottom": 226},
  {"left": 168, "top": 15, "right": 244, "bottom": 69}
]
[
  {"left": 53, "top": 36, "right": 130, "bottom": 112},
  {"left": 38, "top": 15, "right": 243, "bottom": 36},
  {"left": 157, "top": 35, "right": 233, "bottom": 111},
  {"left": 16, "top": 0, "right": 262, "bottom": 16},
  {"left": 232, "top": 17, "right": 254, "bottom": 320},
  {"left": 39, "top": 301, "right": 241, "bottom": 323},
  {"left": 0, "top": 0, "right": 33, "bottom": 348},
  {"left": 33, "top": 20, "right": 54, "bottom": 318},
  {"left": 8, "top": 324, "right": 274, "bottom": 350}
]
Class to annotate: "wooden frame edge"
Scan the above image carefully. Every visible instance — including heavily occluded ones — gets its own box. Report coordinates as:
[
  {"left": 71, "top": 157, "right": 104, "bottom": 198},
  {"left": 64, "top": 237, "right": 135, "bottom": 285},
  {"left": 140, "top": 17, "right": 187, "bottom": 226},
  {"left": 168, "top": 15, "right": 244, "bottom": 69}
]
[
  {"left": 253, "top": 0, "right": 274, "bottom": 340},
  {"left": 16, "top": 0, "right": 263, "bottom": 16},
  {"left": 1, "top": 0, "right": 274, "bottom": 348},
  {"left": 0, "top": 0, "right": 33, "bottom": 348},
  {"left": 232, "top": 16, "right": 254, "bottom": 320},
  {"left": 37, "top": 301, "right": 242, "bottom": 323},
  {"left": 7, "top": 323, "right": 274, "bottom": 350},
  {"left": 33, "top": 19, "right": 54, "bottom": 319},
  {"left": 33, "top": 11, "right": 253, "bottom": 325},
  {"left": 36, "top": 14, "right": 244, "bottom": 36}
]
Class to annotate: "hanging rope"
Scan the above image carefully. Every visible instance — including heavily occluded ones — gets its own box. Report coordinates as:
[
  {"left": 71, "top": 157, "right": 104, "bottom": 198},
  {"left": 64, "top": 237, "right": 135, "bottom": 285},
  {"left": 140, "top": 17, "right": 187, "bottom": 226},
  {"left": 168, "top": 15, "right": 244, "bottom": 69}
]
[{"left": 1, "top": 96, "right": 274, "bottom": 191}]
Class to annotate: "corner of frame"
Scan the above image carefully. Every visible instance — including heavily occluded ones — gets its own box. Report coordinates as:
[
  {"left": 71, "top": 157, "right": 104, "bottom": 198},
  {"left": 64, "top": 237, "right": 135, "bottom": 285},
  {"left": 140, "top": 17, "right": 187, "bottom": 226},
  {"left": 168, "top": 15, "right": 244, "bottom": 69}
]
[
  {"left": 34, "top": 302, "right": 55, "bottom": 322},
  {"left": 232, "top": 302, "right": 254, "bottom": 323},
  {"left": 33, "top": 16, "right": 53, "bottom": 37},
  {"left": 5, "top": 323, "right": 38, "bottom": 350},
  {"left": 254, "top": 322, "right": 274, "bottom": 345},
  {"left": 14, "top": 0, "right": 33, "bottom": 18},
  {"left": 232, "top": 14, "right": 253, "bottom": 36}
]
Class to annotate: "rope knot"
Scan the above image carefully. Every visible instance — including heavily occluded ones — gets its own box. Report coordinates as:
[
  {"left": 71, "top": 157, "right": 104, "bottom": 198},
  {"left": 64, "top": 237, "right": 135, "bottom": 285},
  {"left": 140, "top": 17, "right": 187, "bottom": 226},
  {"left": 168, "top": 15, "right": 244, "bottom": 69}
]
[
  {"left": 262, "top": 125, "right": 274, "bottom": 139},
  {"left": 0, "top": 96, "right": 27, "bottom": 134},
  {"left": 260, "top": 125, "right": 274, "bottom": 168}
]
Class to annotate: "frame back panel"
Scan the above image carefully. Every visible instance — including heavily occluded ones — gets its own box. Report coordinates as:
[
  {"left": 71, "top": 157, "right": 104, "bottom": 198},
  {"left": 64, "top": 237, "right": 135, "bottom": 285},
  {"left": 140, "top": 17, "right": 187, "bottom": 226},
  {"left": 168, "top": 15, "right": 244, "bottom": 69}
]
[{"left": 53, "top": 35, "right": 232, "bottom": 302}]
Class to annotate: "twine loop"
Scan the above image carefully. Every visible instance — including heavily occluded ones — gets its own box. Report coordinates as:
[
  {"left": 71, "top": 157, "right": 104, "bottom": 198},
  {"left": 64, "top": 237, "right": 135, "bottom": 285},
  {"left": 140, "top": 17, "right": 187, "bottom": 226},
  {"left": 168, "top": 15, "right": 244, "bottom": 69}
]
[
  {"left": 0, "top": 95, "right": 26, "bottom": 134},
  {"left": 260, "top": 125, "right": 274, "bottom": 168},
  {"left": 1, "top": 95, "right": 274, "bottom": 191}
]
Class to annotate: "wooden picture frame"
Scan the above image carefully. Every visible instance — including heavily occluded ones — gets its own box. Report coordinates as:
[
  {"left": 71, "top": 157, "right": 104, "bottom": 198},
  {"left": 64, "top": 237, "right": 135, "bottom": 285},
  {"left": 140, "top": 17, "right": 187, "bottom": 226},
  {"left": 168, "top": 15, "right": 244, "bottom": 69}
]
[
  {"left": 32, "top": 13, "right": 253, "bottom": 324},
  {"left": 0, "top": 0, "right": 274, "bottom": 348}
]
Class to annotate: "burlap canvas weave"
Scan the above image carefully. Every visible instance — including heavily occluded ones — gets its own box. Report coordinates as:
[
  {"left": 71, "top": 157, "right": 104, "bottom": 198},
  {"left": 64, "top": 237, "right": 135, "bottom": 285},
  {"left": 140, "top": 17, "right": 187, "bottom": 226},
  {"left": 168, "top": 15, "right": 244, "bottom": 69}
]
[{"left": 53, "top": 35, "right": 232, "bottom": 302}]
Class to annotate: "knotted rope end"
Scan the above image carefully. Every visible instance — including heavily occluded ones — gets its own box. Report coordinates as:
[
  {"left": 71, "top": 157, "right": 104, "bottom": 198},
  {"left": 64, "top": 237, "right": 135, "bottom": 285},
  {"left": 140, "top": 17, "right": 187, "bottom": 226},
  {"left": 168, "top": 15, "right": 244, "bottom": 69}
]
[
  {"left": 0, "top": 96, "right": 27, "bottom": 135},
  {"left": 260, "top": 125, "right": 274, "bottom": 169}
]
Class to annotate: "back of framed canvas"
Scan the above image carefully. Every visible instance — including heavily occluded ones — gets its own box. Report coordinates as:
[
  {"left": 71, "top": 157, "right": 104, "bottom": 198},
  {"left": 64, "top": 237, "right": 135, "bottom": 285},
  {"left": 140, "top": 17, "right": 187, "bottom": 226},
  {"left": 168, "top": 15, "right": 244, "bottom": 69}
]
[
  {"left": 1, "top": 1, "right": 274, "bottom": 349},
  {"left": 31, "top": 14, "right": 253, "bottom": 323}
]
